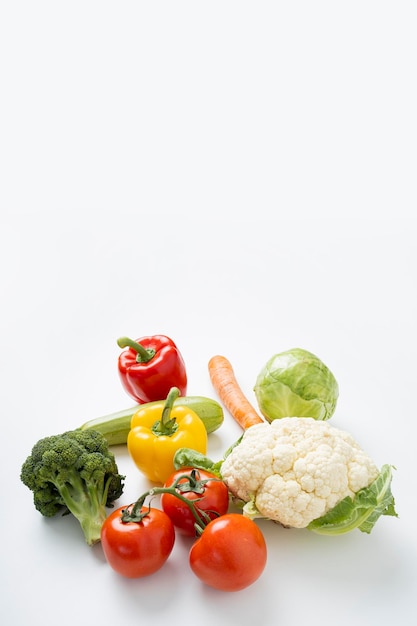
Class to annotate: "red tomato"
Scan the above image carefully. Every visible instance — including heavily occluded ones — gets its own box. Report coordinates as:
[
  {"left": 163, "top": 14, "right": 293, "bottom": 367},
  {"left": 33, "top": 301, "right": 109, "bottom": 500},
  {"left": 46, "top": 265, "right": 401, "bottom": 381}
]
[
  {"left": 101, "top": 505, "right": 175, "bottom": 578},
  {"left": 160, "top": 468, "right": 229, "bottom": 536},
  {"left": 189, "top": 513, "right": 267, "bottom": 591}
]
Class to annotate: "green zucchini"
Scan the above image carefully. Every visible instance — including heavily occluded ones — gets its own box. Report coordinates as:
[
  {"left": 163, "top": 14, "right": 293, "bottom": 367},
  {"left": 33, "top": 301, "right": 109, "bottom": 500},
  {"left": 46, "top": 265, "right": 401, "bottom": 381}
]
[{"left": 79, "top": 396, "right": 224, "bottom": 446}]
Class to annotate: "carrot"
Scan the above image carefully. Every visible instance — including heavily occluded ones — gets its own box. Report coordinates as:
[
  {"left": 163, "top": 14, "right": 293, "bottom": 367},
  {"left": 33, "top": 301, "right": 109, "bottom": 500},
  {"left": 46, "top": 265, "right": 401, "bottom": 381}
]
[{"left": 208, "top": 355, "right": 264, "bottom": 430}]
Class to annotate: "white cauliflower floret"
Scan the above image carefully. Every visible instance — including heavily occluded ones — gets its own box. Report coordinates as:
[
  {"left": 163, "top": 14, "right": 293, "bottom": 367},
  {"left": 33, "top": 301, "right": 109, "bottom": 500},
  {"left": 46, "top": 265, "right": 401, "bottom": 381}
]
[{"left": 221, "top": 417, "right": 380, "bottom": 529}]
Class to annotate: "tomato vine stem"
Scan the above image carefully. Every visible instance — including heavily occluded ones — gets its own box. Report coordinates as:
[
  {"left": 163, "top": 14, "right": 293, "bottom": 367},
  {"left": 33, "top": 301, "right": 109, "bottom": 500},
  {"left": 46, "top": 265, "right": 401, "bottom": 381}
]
[{"left": 121, "top": 469, "right": 222, "bottom": 534}]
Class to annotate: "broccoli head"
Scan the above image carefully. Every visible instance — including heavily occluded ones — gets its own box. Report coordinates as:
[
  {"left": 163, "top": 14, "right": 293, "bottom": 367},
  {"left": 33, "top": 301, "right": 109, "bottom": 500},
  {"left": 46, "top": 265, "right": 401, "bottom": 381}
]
[{"left": 20, "top": 429, "right": 125, "bottom": 545}]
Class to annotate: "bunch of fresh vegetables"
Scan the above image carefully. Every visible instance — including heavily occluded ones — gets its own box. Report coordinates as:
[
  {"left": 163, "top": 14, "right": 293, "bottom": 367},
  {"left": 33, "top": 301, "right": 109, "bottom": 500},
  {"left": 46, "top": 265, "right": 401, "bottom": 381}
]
[{"left": 20, "top": 333, "right": 398, "bottom": 593}]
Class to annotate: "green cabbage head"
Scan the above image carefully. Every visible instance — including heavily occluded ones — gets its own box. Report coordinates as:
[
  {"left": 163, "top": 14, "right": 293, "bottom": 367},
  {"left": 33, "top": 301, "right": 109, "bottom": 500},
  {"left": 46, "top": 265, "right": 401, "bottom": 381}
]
[{"left": 254, "top": 348, "right": 339, "bottom": 421}]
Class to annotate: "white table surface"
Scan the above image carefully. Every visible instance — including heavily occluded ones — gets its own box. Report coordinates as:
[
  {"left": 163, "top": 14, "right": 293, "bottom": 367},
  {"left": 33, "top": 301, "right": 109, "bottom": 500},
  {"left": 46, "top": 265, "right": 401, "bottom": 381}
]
[{"left": 1, "top": 4, "right": 416, "bottom": 626}]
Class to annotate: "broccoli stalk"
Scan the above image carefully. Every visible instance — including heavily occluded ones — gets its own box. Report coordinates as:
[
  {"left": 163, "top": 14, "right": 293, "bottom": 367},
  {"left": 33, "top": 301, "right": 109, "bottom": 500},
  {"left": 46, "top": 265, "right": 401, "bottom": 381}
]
[{"left": 20, "top": 429, "right": 125, "bottom": 545}]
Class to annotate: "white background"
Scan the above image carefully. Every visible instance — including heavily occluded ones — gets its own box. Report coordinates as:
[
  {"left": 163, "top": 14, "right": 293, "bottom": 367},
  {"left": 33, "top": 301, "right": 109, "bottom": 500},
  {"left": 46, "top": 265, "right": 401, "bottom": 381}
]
[{"left": 1, "top": 2, "right": 416, "bottom": 626}]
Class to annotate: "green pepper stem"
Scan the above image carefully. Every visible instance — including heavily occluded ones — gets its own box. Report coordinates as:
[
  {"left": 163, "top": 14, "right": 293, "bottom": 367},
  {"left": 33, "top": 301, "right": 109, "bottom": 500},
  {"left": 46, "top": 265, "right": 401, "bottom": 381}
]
[
  {"left": 117, "top": 337, "right": 155, "bottom": 363},
  {"left": 152, "top": 387, "right": 180, "bottom": 436},
  {"left": 161, "top": 387, "right": 180, "bottom": 426}
]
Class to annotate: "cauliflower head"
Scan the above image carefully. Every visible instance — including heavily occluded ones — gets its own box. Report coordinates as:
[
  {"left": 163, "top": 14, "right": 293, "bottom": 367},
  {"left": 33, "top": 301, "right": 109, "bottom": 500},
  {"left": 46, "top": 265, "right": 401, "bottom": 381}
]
[{"left": 220, "top": 417, "right": 380, "bottom": 529}]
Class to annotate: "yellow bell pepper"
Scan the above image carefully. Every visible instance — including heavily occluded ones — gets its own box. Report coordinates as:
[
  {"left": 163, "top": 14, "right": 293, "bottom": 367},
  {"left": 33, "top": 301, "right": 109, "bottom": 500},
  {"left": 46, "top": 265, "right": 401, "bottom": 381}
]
[{"left": 127, "top": 387, "right": 208, "bottom": 484}]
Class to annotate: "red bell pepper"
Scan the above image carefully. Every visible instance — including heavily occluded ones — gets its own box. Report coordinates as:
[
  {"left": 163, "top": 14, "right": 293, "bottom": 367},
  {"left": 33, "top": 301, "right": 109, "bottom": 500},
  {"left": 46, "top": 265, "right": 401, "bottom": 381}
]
[{"left": 117, "top": 335, "right": 188, "bottom": 404}]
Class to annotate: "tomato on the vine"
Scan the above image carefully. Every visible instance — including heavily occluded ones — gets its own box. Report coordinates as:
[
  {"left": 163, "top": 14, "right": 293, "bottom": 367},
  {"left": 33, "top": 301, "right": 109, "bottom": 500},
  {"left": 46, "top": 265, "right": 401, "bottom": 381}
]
[
  {"left": 101, "top": 504, "right": 175, "bottom": 578},
  {"left": 160, "top": 467, "right": 229, "bottom": 536},
  {"left": 189, "top": 513, "right": 267, "bottom": 591}
]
